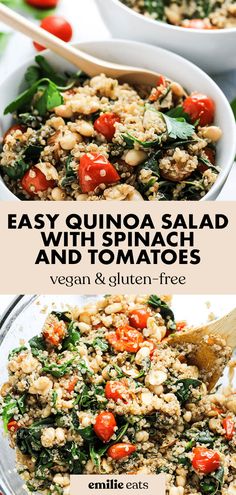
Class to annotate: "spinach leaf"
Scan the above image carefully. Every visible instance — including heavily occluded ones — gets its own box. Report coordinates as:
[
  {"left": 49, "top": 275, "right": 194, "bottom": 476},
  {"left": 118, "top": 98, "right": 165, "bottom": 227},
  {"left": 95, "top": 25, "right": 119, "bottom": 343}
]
[
  {"left": 42, "top": 359, "right": 74, "bottom": 378},
  {"left": 60, "top": 441, "right": 88, "bottom": 474},
  {"left": 35, "top": 55, "right": 67, "bottom": 86},
  {"left": 163, "top": 113, "right": 195, "bottom": 140},
  {"left": 200, "top": 466, "right": 224, "bottom": 495},
  {"left": 16, "top": 418, "right": 55, "bottom": 456},
  {"left": 18, "top": 112, "right": 41, "bottom": 128},
  {"left": 138, "top": 151, "right": 161, "bottom": 178},
  {"left": 92, "top": 337, "right": 108, "bottom": 352},
  {"left": 122, "top": 132, "right": 161, "bottom": 149},
  {"left": 8, "top": 345, "right": 27, "bottom": 360},
  {"left": 2, "top": 159, "right": 30, "bottom": 180},
  {"left": 167, "top": 105, "right": 190, "bottom": 120},
  {"left": 4, "top": 78, "right": 63, "bottom": 116},
  {"left": 35, "top": 80, "right": 63, "bottom": 116},
  {"left": 148, "top": 295, "right": 176, "bottom": 329},
  {"left": 60, "top": 155, "right": 76, "bottom": 187},
  {"left": 198, "top": 155, "right": 219, "bottom": 173},
  {"left": 174, "top": 378, "right": 201, "bottom": 404},
  {"left": 76, "top": 425, "right": 95, "bottom": 441},
  {"left": 74, "top": 384, "right": 107, "bottom": 410},
  {"left": 25, "top": 65, "right": 41, "bottom": 87},
  {"left": 23, "top": 144, "right": 43, "bottom": 163},
  {"left": 77, "top": 359, "right": 93, "bottom": 376},
  {"left": 62, "top": 321, "right": 80, "bottom": 350},
  {"left": 29, "top": 335, "right": 46, "bottom": 357}
]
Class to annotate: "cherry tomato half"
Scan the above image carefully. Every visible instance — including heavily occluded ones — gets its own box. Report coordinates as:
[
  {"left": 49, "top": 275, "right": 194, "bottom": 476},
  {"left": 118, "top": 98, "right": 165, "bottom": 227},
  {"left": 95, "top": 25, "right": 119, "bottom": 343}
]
[
  {"left": 107, "top": 443, "right": 136, "bottom": 460},
  {"left": 78, "top": 152, "right": 120, "bottom": 193},
  {"left": 94, "top": 112, "right": 120, "bottom": 141},
  {"left": 34, "top": 16, "right": 72, "bottom": 51},
  {"left": 26, "top": 0, "right": 59, "bottom": 8},
  {"left": 222, "top": 416, "right": 235, "bottom": 441},
  {"left": 7, "top": 419, "right": 20, "bottom": 432},
  {"left": 105, "top": 381, "right": 129, "bottom": 403},
  {"left": 94, "top": 411, "right": 117, "bottom": 442},
  {"left": 107, "top": 325, "right": 144, "bottom": 353},
  {"left": 21, "top": 167, "right": 55, "bottom": 195},
  {"left": 3, "top": 124, "right": 26, "bottom": 143},
  {"left": 149, "top": 75, "right": 166, "bottom": 102},
  {"left": 183, "top": 93, "right": 215, "bottom": 127},
  {"left": 182, "top": 19, "right": 216, "bottom": 29},
  {"left": 129, "top": 308, "right": 150, "bottom": 329},
  {"left": 192, "top": 447, "right": 221, "bottom": 474}
]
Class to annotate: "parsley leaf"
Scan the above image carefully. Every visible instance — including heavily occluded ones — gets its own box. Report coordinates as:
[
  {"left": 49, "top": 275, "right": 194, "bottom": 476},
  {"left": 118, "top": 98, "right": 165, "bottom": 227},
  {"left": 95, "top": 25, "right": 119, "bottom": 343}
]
[{"left": 163, "top": 113, "right": 195, "bottom": 140}]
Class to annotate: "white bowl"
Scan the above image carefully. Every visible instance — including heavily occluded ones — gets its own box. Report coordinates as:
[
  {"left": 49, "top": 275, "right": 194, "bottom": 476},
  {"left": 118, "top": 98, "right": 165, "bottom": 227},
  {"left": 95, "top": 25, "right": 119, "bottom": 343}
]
[
  {"left": 0, "top": 39, "right": 235, "bottom": 201},
  {"left": 96, "top": 0, "right": 236, "bottom": 74}
]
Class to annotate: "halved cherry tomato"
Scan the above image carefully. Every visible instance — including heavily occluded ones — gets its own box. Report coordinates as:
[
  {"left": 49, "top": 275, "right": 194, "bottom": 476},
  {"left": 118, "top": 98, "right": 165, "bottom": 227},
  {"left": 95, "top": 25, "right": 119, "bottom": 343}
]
[
  {"left": 66, "top": 377, "right": 78, "bottom": 393},
  {"left": 78, "top": 152, "right": 120, "bottom": 193},
  {"left": 43, "top": 320, "right": 66, "bottom": 346},
  {"left": 222, "top": 416, "right": 235, "bottom": 440},
  {"left": 149, "top": 75, "right": 166, "bottom": 102},
  {"left": 182, "top": 19, "right": 216, "bottom": 29},
  {"left": 183, "top": 93, "right": 215, "bottom": 126},
  {"left": 107, "top": 443, "right": 136, "bottom": 460},
  {"left": 94, "top": 411, "right": 117, "bottom": 442},
  {"left": 129, "top": 309, "right": 150, "bottom": 329},
  {"left": 107, "top": 325, "right": 144, "bottom": 353},
  {"left": 3, "top": 124, "right": 26, "bottom": 143},
  {"left": 94, "top": 112, "right": 120, "bottom": 141},
  {"left": 7, "top": 419, "right": 20, "bottom": 432},
  {"left": 192, "top": 447, "right": 221, "bottom": 474},
  {"left": 105, "top": 381, "right": 129, "bottom": 402},
  {"left": 26, "top": 0, "right": 59, "bottom": 7},
  {"left": 34, "top": 16, "right": 72, "bottom": 51},
  {"left": 21, "top": 166, "right": 55, "bottom": 195}
]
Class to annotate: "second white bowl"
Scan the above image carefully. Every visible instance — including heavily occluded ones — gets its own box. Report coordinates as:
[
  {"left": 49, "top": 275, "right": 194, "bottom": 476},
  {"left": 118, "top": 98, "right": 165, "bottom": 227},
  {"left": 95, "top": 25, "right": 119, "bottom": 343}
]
[{"left": 96, "top": 0, "right": 236, "bottom": 74}]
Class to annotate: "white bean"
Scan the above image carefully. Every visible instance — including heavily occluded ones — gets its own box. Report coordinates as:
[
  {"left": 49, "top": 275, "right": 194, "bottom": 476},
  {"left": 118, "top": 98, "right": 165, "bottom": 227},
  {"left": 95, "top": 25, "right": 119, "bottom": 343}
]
[
  {"left": 124, "top": 149, "right": 147, "bottom": 167},
  {"left": 202, "top": 126, "right": 222, "bottom": 142},
  {"left": 51, "top": 187, "right": 66, "bottom": 201},
  {"left": 60, "top": 132, "right": 77, "bottom": 150}
]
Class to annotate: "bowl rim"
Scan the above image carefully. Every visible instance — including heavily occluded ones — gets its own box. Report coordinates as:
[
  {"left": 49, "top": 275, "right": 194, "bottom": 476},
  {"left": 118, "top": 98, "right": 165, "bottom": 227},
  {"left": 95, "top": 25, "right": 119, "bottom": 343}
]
[
  {"left": 106, "top": 0, "right": 236, "bottom": 34},
  {"left": 0, "top": 38, "right": 235, "bottom": 202}
]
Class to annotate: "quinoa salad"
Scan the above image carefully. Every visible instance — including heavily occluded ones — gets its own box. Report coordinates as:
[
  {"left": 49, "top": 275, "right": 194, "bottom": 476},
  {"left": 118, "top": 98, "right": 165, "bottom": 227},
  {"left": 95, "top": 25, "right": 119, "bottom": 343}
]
[
  {"left": 0, "top": 55, "right": 222, "bottom": 201},
  {"left": 121, "top": 0, "right": 236, "bottom": 29},
  {"left": 1, "top": 295, "right": 235, "bottom": 495}
]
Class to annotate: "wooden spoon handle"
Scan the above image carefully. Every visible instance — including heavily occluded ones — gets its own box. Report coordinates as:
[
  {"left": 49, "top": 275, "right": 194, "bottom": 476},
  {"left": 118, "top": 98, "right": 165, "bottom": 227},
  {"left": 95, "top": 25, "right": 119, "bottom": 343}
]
[{"left": 0, "top": 3, "right": 135, "bottom": 77}]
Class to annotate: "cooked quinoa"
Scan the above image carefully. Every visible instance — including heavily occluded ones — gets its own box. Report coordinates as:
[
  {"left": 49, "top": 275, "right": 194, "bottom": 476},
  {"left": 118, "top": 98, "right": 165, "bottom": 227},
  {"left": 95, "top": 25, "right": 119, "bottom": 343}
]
[
  {"left": 1, "top": 295, "right": 235, "bottom": 495},
  {"left": 121, "top": 0, "right": 236, "bottom": 29},
  {"left": 0, "top": 56, "right": 221, "bottom": 201}
]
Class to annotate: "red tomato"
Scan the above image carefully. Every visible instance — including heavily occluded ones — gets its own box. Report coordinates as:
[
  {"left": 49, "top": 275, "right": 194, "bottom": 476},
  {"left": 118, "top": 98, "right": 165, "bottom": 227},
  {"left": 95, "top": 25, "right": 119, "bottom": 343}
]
[
  {"left": 182, "top": 19, "right": 216, "bottom": 29},
  {"left": 21, "top": 167, "right": 55, "bottom": 195},
  {"left": 66, "top": 377, "right": 78, "bottom": 393},
  {"left": 129, "top": 309, "right": 150, "bottom": 329},
  {"left": 3, "top": 124, "right": 26, "bottom": 143},
  {"left": 149, "top": 75, "right": 166, "bottom": 102},
  {"left": 222, "top": 417, "right": 235, "bottom": 440},
  {"left": 26, "top": 0, "right": 58, "bottom": 7},
  {"left": 192, "top": 447, "right": 221, "bottom": 474},
  {"left": 183, "top": 93, "right": 215, "bottom": 126},
  {"left": 107, "top": 443, "right": 136, "bottom": 460},
  {"left": 105, "top": 381, "right": 129, "bottom": 402},
  {"left": 94, "top": 113, "right": 120, "bottom": 141},
  {"left": 7, "top": 419, "right": 19, "bottom": 432},
  {"left": 107, "top": 325, "right": 144, "bottom": 353},
  {"left": 34, "top": 16, "right": 72, "bottom": 51},
  {"left": 78, "top": 152, "right": 120, "bottom": 193},
  {"left": 94, "top": 411, "right": 117, "bottom": 442},
  {"left": 176, "top": 321, "right": 187, "bottom": 332}
]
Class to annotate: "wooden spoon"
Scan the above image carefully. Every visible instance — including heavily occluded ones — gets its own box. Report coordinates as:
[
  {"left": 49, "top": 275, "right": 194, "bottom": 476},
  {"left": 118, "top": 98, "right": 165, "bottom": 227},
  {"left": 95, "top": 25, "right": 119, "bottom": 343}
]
[
  {"left": 168, "top": 307, "right": 236, "bottom": 391},
  {"left": 0, "top": 3, "right": 159, "bottom": 86}
]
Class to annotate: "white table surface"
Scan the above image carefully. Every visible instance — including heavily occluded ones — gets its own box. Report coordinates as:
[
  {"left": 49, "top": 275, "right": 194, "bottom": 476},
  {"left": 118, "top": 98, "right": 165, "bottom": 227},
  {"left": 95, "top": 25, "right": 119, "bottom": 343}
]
[{"left": 0, "top": 0, "right": 235, "bottom": 200}]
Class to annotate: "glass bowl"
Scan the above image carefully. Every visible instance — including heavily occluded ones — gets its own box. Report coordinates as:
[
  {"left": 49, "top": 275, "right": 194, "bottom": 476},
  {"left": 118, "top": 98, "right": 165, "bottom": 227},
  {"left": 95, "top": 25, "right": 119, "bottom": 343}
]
[{"left": 0, "top": 294, "right": 235, "bottom": 495}]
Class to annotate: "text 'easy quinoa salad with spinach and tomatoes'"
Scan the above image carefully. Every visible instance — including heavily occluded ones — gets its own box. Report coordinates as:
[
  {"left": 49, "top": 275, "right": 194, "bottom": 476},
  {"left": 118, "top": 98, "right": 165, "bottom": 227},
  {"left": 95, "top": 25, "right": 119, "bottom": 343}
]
[
  {"left": 121, "top": 0, "right": 236, "bottom": 29},
  {"left": 1, "top": 295, "right": 236, "bottom": 495},
  {"left": 0, "top": 55, "right": 221, "bottom": 201}
]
